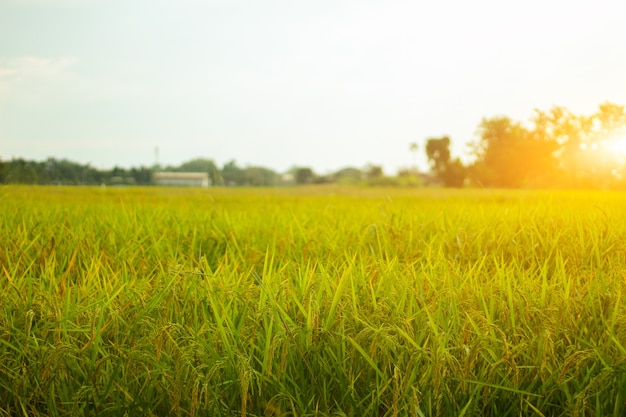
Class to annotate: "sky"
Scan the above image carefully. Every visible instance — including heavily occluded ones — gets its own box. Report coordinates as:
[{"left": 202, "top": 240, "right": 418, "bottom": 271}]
[{"left": 1, "top": 0, "right": 626, "bottom": 174}]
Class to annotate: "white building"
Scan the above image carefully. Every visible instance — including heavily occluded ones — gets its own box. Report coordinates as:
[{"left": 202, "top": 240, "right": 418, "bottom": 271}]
[{"left": 152, "top": 172, "right": 210, "bottom": 187}]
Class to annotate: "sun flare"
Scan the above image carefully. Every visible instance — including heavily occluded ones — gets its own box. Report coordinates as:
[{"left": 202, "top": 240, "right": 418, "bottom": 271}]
[{"left": 603, "top": 135, "right": 626, "bottom": 155}]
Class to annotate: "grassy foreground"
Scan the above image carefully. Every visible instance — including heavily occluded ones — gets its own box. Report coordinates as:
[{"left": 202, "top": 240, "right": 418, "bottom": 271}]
[{"left": 1, "top": 185, "right": 625, "bottom": 416}]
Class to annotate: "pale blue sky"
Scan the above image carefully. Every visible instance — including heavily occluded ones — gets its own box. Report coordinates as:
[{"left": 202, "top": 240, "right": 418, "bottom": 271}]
[{"left": 1, "top": 0, "right": 625, "bottom": 174}]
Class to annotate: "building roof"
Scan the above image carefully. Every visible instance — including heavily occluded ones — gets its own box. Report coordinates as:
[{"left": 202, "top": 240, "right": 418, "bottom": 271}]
[{"left": 152, "top": 172, "right": 209, "bottom": 179}]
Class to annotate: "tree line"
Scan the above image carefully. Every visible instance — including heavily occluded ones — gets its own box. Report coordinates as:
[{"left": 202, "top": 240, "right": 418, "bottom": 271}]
[
  {"left": 0, "top": 157, "right": 389, "bottom": 187},
  {"left": 2, "top": 102, "right": 625, "bottom": 189},
  {"left": 425, "top": 102, "right": 626, "bottom": 189}
]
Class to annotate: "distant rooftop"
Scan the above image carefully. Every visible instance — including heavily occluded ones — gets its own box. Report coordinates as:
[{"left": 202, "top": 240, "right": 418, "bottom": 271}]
[
  {"left": 152, "top": 172, "right": 209, "bottom": 180},
  {"left": 152, "top": 172, "right": 210, "bottom": 187}
]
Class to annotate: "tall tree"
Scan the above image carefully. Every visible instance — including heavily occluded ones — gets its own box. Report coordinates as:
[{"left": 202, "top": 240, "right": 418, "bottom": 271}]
[
  {"left": 469, "top": 117, "right": 555, "bottom": 188},
  {"left": 425, "top": 137, "right": 451, "bottom": 173},
  {"left": 529, "top": 107, "right": 583, "bottom": 187},
  {"left": 425, "top": 136, "right": 466, "bottom": 187}
]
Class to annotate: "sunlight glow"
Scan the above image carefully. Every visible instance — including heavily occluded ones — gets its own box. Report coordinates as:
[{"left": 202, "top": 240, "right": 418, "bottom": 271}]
[{"left": 603, "top": 135, "right": 626, "bottom": 155}]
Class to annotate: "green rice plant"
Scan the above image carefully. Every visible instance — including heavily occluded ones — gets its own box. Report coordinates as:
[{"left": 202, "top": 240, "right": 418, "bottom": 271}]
[{"left": 0, "top": 185, "right": 625, "bottom": 416}]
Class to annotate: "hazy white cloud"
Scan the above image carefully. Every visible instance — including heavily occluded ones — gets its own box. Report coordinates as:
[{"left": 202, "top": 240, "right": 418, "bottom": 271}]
[
  {"left": 0, "top": 56, "right": 78, "bottom": 102},
  {"left": 0, "top": 69, "right": 18, "bottom": 98},
  {"left": 8, "top": 56, "right": 77, "bottom": 80},
  {"left": 0, "top": 56, "right": 158, "bottom": 104}
]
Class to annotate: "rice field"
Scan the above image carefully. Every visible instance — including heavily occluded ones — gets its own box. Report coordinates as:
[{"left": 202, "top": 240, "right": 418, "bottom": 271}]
[{"left": 1, "top": 185, "right": 625, "bottom": 416}]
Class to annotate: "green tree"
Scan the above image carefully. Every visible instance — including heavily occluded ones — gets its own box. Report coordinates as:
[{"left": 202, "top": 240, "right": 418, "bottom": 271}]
[
  {"left": 528, "top": 107, "right": 581, "bottom": 187},
  {"left": 294, "top": 167, "right": 315, "bottom": 185},
  {"left": 469, "top": 117, "right": 558, "bottom": 188},
  {"left": 130, "top": 167, "right": 153, "bottom": 185},
  {"left": 5, "top": 158, "right": 40, "bottom": 184},
  {"left": 366, "top": 164, "right": 384, "bottom": 179},
  {"left": 244, "top": 166, "right": 278, "bottom": 186},
  {"left": 178, "top": 158, "right": 220, "bottom": 185},
  {"left": 332, "top": 167, "right": 363, "bottom": 184},
  {"left": 425, "top": 137, "right": 451, "bottom": 173},
  {"left": 471, "top": 118, "right": 522, "bottom": 187},
  {"left": 470, "top": 103, "right": 626, "bottom": 189},
  {"left": 425, "top": 136, "right": 466, "bottom": 187},
  {"left": 221, "top": 160, "right": 246, "bottom": 186}
]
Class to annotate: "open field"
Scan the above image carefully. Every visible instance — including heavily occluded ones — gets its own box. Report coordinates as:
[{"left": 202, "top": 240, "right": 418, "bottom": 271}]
[{"left": 1, "top": 185, "right": 625, "bottom": 416}]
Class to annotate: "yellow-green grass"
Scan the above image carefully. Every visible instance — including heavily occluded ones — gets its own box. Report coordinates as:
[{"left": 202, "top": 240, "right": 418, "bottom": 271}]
[{"left": 1, "top": 185, "right": 625, "bottom": 416}]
